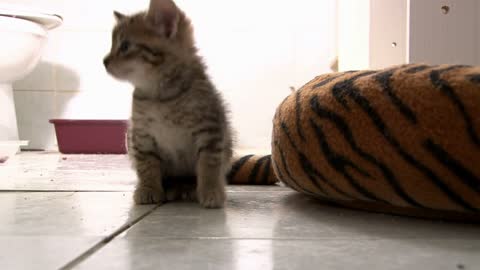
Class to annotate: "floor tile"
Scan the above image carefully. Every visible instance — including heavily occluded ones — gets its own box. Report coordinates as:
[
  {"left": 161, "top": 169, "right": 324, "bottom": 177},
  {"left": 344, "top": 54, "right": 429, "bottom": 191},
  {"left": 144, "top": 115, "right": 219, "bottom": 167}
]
[
  {"left": 0, "top": 192, "right": 153, "bottom": 236},
  {"left": 1, "top": 152, "right": 479, "bottom": 270},
  {"left": 123, "top": 192, "right": 480, "bottom": 240},
  {"left": 0, "top": 236, "right": 100, "bottom": 270},
  {"left": 0, "top": 151, "right": 272, "bottom": 191},
  {"left": 0, "top": 191, "right": 156, "bottom": 269},
  {"left": 76, "top": 238, "right": 480, "bottom": 270},
  {"left": 0, "top": 153, "right": 135, "bottom": 191}
]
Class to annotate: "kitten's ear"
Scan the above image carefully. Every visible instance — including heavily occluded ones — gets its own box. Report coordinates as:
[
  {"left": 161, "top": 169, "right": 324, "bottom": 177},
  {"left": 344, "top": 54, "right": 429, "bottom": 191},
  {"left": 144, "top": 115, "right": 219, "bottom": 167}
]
[
  {"left": 146, "top": 0, "right": 179, "bottom": 38},
  {"left": 114, "top": 11, "right": 126, "bottom": 22}
]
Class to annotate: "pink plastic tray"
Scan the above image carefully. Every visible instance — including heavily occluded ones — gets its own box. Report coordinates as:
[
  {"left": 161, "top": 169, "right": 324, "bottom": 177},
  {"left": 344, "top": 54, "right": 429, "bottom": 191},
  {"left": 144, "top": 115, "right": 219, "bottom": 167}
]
[{"left": 49, "top": 119, "right": 128, "bottom": 154}]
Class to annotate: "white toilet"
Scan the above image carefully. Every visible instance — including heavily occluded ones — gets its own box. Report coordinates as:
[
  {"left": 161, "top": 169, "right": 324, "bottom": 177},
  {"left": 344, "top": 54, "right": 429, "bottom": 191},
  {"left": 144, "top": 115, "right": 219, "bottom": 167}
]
[{"left": 0, "top": 4, "right": 62, "bottom": 145}]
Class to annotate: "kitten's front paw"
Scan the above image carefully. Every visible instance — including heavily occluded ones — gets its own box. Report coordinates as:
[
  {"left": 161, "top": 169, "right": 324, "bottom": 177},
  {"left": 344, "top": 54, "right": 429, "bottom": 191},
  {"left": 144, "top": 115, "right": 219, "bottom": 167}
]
[
  {"left": 197, "top": 185, "right": 226, "bottom": 208},
  {"left": 133, "top": 186, "right": 165, "bottom": 205}
]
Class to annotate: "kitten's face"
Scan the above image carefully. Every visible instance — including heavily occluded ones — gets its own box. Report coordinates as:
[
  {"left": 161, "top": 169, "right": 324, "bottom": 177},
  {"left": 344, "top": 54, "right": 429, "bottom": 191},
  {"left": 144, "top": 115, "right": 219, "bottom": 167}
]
[
  {"left": 103, "top": 0, "right": 194, "bottom": 87},
  {"left": 103, "top": 14, "right": 157, "bottom": 84}
]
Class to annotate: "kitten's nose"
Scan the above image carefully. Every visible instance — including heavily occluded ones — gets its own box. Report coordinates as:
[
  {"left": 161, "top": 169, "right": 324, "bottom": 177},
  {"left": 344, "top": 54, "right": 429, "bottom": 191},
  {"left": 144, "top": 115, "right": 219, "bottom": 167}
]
[{"left": 103, "top": 56, "right": 111, "bottom": 67}]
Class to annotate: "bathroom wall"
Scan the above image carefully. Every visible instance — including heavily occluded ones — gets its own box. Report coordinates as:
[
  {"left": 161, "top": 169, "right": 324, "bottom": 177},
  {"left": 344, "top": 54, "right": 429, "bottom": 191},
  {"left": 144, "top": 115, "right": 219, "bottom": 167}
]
[{"left": 10, "top": 0, "right": 337, "bottom": 151}]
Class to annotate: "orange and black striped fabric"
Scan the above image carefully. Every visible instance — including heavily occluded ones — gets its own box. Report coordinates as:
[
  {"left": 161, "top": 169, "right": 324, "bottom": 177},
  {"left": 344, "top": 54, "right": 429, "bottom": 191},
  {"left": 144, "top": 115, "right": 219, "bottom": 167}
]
[
  {"left": 228, "top": 155, "right": 278, "bottom": 185},
  {"left": 268, "top": 63, "right": 480, "bottom": 221}
]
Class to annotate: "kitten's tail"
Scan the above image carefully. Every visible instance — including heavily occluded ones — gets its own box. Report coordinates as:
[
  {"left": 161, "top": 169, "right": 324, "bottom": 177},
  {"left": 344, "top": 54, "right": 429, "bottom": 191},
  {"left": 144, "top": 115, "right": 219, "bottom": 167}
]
[{"left": 227, "top": 155, "right": 279, "bottom": 185}]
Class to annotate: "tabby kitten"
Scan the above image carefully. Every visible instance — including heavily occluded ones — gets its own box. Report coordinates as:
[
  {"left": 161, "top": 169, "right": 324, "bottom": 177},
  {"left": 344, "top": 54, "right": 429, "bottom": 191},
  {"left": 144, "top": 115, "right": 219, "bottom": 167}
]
[{"left": 103, "top": 0, "right": 233, "bottom": 208}]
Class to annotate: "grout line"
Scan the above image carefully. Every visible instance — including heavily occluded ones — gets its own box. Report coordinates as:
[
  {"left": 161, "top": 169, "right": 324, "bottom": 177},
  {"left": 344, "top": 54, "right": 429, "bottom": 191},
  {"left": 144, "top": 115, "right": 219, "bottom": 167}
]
[
  {"left": 58, "top": 236, "right": 477, "bottom": 241},
  {"left": 96, "top": 236, "right": 380, "bottom": 241},
  {"left": 0, "top": 189, "right": 290, "bottom": 193},
  {"left": 58, "top": 204, "right": 160, "bottom": 270},
  {"left": 57, "top": 28, "right": 113, "bottom": 33},
  {"left": 0, "top": 190, "right": 133, "bottom": 193},
  {"left": 13, "top": 89, "right": 81, "bottom": 93}
]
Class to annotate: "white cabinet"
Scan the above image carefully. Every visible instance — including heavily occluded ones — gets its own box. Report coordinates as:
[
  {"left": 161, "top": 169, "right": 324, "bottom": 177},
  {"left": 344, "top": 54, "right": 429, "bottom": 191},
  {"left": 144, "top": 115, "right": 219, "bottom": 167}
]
[{"left": 338, "top": 0, "right": 480, "bottom": 71}]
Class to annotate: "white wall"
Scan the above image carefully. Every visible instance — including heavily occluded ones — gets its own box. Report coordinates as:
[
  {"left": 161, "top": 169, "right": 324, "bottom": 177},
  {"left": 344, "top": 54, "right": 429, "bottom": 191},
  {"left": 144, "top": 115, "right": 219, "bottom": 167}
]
[{"left": 10, "top": 0, "right": 337, "bottom": 151}]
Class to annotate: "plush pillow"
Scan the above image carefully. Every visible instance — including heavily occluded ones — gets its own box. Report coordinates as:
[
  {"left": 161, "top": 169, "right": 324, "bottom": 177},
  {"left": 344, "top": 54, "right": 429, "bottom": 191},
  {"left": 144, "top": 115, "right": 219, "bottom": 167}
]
[{"left": 232, "top": 64, "right": 480, "bottom": 221}]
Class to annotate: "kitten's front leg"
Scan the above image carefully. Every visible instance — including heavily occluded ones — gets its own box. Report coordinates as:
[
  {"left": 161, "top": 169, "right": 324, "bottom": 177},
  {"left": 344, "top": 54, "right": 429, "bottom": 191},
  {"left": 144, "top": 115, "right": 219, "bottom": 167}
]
[
  {"left": 196, "top": 149, "right": 226, "bottom": 208},
  {"left": 129, "top": 131, "right": 166, "bottom": 205},
  {"left": 133, "top": 153, "right": 166, "bottom": 205}
]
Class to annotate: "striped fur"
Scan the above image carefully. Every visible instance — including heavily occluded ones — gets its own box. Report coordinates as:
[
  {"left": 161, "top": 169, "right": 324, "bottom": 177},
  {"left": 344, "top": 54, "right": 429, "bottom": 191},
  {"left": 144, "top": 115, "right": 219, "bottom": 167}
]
[
  {"left": 104, "top": 0, "right": 232, "bottom": 208},
  {"left": 227, "top": 155, "right": 278, "bottom": 185},
  {"left": 265, "top": 63, "right": 479, "bottom": 221}
]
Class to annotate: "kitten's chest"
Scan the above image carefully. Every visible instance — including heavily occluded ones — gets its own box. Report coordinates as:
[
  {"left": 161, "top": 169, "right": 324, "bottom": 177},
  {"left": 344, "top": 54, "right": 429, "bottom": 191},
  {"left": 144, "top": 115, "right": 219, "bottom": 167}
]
[
  {"left": 134, "top": 103, "right": 196, "bottom": 174},
  {"left": 150, "top": 121, "right": 192, "bottom": 151},
  {"left": 151, "top": 124, "right": 195, "bottom": 175}
]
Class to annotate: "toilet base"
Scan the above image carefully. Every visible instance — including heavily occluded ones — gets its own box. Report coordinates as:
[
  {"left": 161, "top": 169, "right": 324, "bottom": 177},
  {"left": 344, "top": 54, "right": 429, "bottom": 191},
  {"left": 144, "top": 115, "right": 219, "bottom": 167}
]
[{"left": 0, "top": 83, "right": 19, "bottom": 141}]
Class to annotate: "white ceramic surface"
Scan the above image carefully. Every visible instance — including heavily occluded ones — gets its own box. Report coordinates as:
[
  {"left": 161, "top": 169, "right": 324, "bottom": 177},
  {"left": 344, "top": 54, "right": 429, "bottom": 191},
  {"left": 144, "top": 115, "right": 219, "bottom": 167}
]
[
  {"left": 0, "top": 16, "right": 47, "bottom": 83},
  {"left": 0, "top": 84, "right": 20, "bottom": 141},
  {"left": 0, "top": 5, "right": 62, "bottom": 141},
  {"left": 0, "top": 3, "right": 62, "bottom": 30}
]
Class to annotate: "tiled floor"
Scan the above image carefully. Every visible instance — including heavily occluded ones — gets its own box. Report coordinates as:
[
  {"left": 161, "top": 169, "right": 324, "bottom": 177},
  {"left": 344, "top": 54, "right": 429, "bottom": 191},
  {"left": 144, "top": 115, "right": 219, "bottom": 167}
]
[{"left": 1, "top": 153, "right": 479, "bottom": 270}]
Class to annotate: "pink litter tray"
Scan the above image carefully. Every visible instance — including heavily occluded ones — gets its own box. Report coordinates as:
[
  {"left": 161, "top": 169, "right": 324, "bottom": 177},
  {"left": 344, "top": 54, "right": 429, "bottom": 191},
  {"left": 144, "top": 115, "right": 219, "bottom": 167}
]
[{"left": 49, "top": 119, "right": 128, "bottom": 154}]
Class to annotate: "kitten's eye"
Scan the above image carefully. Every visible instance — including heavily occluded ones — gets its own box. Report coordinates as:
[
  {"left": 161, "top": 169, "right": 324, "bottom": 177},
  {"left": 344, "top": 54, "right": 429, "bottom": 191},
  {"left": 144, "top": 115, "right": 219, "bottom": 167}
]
[{"left": 119, "top": 41, "right": 130, "bottom": 53}]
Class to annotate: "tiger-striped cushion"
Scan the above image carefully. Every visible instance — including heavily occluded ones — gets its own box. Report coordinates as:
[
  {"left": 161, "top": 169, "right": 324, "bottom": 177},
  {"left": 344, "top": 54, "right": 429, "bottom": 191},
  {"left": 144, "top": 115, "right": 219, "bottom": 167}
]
[{"left": 271, "top": 64, "right": 480, "bottom": 221}]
